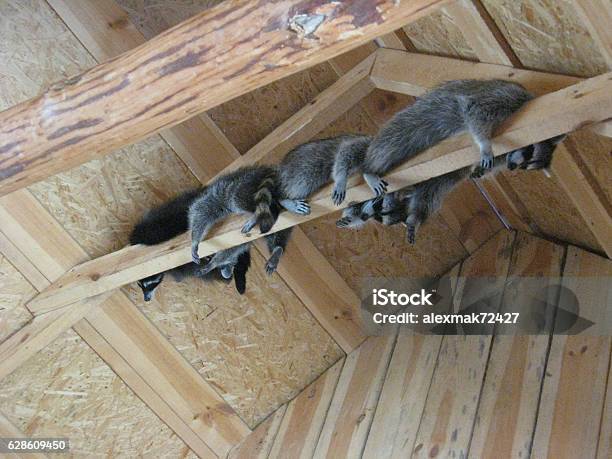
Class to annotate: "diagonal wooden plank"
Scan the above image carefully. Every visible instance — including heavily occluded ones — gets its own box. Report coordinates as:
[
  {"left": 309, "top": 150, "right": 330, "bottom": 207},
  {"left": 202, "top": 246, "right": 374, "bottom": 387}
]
[
  {"left": 597, "top": 356, "right": 612, "bottom": 459},
  {"left": 0, "top": 0, "right": 449, "bottom": 195},
  {"left": 363, "top": 264, "right": 461, "bottom": 458},
  {"left": 412, "top": 230, "right": 516, "bottom": 458},
  {"left": 24, "top": 73, "right": 612, "bottom": 315},
  {"left": 0, "top": 410, "right": 48, "bottom": 459},
  {"left": 49, "top": 0, "right": 366, "bottom": 355},
  {"left": 0, "top": 190, "right": 249, "bottom": 457},
  {"left": 313, "top": 333, "right": 397, "bottom": 458},
  {"left": 468, "top": 232, "right": 564, "bottom": 458},
  {"left": 445, "top": 0, "right": 612, "bottom": 257},
  {"left": 270, "top": 358, "right": 344, "bottom": 459},
  {"left": 532, "top": 247, "right": 612, "bottom": 458},
  {"left": 573, "top": 0, "right": 612, "bottom": 68},
  {"left": 229, "top": 405, "right": 287, "bottom": 459}
]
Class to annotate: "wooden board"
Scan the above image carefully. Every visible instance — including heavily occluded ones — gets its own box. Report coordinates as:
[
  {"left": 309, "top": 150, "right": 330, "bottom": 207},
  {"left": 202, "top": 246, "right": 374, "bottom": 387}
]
[
  {"left": 469, "top": 232, "right": 564, "bottom": 458},
  {"left": 532, "top": 247, "right": 612, "bottom": 458},
  {"left": 0, "top": 0, "right": 448, "bottom": 195},
  {"left": 270, "top": 359, "right": 344, "bottom": 459},
  {"left": 412, "top": 231, "right": 515, "bottom": 457},
  {"left": 229, "top": 405, "right": 287, "bottom": 459},
  {"left": 313, "top": 334, "right": 397, "bottom": 458}
]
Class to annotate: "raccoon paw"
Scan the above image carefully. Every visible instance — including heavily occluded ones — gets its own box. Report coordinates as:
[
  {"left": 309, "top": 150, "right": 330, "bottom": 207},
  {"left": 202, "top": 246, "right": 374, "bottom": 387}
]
[
  {"left": 265, "top": 261, "right": 277, "bottom": 276},
  {"left": 406, "top": 225, "right": 416, "bottom": 244},
  {"left": 336, "top": 217, "right": 351, "bottom": 228},
  {"left": 241, "top": 217, "right": 257, "bottom": 235},
  {"left": 480, "top": 153, "right": 493, "bottom": 171},
  {"left": 295, "top": 200, "right": 311, "bottom": 215},
  {"left": 332, "top": 187, "right": 346, "bottom": 206},
  {"left": 470, "top": 165, "right": 485, "bottom": 179},
  {"left": 526, "top": 158, "right": 550, "bottom": 170},
  {"left": 191, "top": 248, "right": 201, "bottom": 265},
  {"left": 364, "top": 174, "right": 388, "bottom": 197}
]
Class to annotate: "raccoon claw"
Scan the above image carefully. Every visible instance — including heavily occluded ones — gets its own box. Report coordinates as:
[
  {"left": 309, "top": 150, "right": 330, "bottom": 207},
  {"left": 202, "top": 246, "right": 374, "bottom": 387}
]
[
  {"left": 295, "top": 200, "right": 311, "bottom": 215},
  {"left": 336, "top": 217, "right": 350, "bottom": 228},
  {"left": 191, "top": 248, "right": 201, "bottom": 265},
  {"left": 241, "top": 218, "right": 257, "bottom": 235},
  {"left": 373, "top": 180, "right": 389, "bottom": 197},
  {"left": 470, "top": 165, "right": 485, "bottom": 179},
  {"left": 332, "top": 188, "right": 346, "bottom": 206},
  {"left": 265, "top": 261, "right": 277, "bottom": 276},
  {"left": 480, "top": 154, "right": 493, "bottom": 171},
  {"left": 406, "top": 225, "right": 416, "bottom": 244}
]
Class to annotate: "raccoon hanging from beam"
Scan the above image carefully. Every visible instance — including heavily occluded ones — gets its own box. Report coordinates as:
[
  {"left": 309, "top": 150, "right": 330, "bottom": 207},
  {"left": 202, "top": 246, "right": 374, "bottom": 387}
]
[
  {"left": 262, "top": 134, "right": 372, "bottom": 274},
  {"left": 336, "top": 134, "right": 565, "bottom": 242},
  {"left": 130, "top": 188, "right": 252, "bottom": 301},
  {"left": 188, "top": 166, "right": 281, "bottom": 265},
  {"left": 331, "top": 79, "right": 566, "bottom": 205}
]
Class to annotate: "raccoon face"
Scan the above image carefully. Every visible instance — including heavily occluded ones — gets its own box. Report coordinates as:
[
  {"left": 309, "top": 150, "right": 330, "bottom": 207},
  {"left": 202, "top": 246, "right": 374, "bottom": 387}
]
[{"left": 137, "top": 273, "right": 165, "bottom": 302}]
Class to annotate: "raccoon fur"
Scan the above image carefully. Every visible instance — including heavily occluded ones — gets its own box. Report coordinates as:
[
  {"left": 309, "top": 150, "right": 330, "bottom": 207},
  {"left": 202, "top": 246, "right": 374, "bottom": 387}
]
[
  {"left": 263, "top": 134, "right": 371, "bottom": 274},
  {"left": 130, "top": 188, "right": 252, "bottom": 301},
  {"left": 333, "top": 79, "right": 565, "bottom": 203},
  {"left": 188, "top": 166, "right": 280, "bottom": 265}
]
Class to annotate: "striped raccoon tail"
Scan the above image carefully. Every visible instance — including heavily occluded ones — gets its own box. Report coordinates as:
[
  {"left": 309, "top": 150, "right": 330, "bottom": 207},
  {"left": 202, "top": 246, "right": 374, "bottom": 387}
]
[{"left": 253, "top": 171, "right": 278, "bottom": 234}]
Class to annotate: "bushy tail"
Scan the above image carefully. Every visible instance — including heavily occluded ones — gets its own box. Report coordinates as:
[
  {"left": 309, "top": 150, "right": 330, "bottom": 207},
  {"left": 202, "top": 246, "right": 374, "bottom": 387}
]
[{"left": 253, "top": 172, "right": 278, "bottom": 233}]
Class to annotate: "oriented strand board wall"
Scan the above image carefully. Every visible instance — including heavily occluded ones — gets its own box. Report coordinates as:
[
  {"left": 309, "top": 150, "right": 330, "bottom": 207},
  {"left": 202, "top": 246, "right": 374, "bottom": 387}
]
[
  {"left": 402, "top": 0, "right": 609, "bottom": 255},
  {"left": 116, "top": 0, "right": 469, "bottom": 293},
  {"left": 0, "top": 0, "right": 342, "bottom": 435},
  {"left": 0, "top": 329, "right": 193, "bottom": 458}
]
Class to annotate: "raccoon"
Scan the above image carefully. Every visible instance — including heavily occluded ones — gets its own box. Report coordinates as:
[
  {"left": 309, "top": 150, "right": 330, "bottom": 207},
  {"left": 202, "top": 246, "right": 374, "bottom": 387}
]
[
  {"left": 337, "top": 134, "right": 565, "bottom": 242},
  {"left": 262, "top": 135, "right": 372, "bottom": 274},
  {"left": 333, "top": 79, "right": 564, "bottom": 203},
  {"left": 188, "top": 166, "right": 280, "bottom": 265},
  {"left": 130, "top": 188, "right": 252, "bottom": 301}
]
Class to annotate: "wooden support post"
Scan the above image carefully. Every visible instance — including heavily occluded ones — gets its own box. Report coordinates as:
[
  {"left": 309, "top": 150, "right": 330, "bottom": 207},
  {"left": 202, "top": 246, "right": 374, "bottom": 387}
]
[
  {"left": 0, "top": 0, "right": 448, "bottom": 195},
  {"left": 24, "top": 73, "right": 612, "bottom": 314},
  {"left": 48, "top": 0, "right": 367, "bottom": 355},
  {"left": 0, "top": 190, "right": 250, "bottom": 458}
]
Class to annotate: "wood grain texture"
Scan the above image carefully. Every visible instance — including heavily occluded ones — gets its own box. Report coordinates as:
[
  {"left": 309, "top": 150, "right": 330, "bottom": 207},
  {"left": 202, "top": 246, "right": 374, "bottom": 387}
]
[
  {"left": 0, "top": 191, "right": 249, "bottom": 457},
  {"left": 270, "top": 359, "right": 344, "bottom": 459},
  {"left": 26, "top": 73, "right": 612, "bottom": 315},
  {"left": 50, "top": 0, "right": 364, "bottom": 355},
  {"left": 469, "top": 233, "right": 564, "bottom": 458},
  {"left": 0, "top": 410, "right": 48, "bottom": 459},
  {"left": 532, "top": 247, "right": 612, "bottom": 459},
  {"left": 313, "top": 334, "right": 397, "bottom": 458},
  {"left": 229, "top": 405, "right": 287, "bottom": 459},
  {"left": 572, "top": 0, "right": 612, "bottom": 68},
  {"left": 412, "top": 231, "right": 515, "bottom": 458},
  {"left": 597, "top": 358, "right": 612, "bottom": 459},
  {"left": 0, "top": 0, "right": 447, "bottom": 195}
]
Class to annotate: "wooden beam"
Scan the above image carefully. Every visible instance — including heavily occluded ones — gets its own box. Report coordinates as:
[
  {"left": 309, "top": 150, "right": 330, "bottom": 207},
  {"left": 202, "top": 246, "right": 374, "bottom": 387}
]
[
  {"left": 573, "top": 0, "right": 612, "bottom": 68},
  {"left": 0, "top": 190, "right": 250, "bottom": 457},
  {"left": 0, "top": 0, "right": 448, "bottom": 196},
  {"left": 48, "top": 0, "right": 366, "bottom": 355},
  {"left": 0, "top": 410, "right": 48, "bottom": 459},
  {"left": 25, "top": 73, "right": 612, "bottom": 313},
  {"left": 372, "top": 48, "right": 612, "bottom": 136}
]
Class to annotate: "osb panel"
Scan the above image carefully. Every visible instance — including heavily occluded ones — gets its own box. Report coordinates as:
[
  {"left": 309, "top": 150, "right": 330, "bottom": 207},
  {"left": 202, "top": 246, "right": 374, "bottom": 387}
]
[
  {"left": 0, "top": 255, "right": 36, "bottom": 342},
  {"left": 117, "top": 0, "right": 378, "bottom": 154},
  {"left": 3, "top": 0, "right": 342, "bottom": 439},
  {"left": 28, "top": 137, "right": 199, "bottom": 258},
  {"left": 301, "top": 212, "right": 467, "bottom": 293},
  {"left": 500, "top": 169, "right": 600, "bottom": 251},
  {"left": 0, "top": 329, "right": 191, "bottom": 458},
  {"left": 125, "top": 248, "right": 342, "bottom": 428},
  {"left": 403, "top": 9, "right": 478, "bottom": 60},
  {"left": 481, "top": 0, "right": 607, "bottom": 77}
]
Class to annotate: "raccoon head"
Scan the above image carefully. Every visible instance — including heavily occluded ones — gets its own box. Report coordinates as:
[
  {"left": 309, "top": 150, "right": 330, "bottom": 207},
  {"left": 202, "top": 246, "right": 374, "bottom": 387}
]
[
  {"left": 137, "top": 273, "right": 165, "bottom": 302},
  {"left": 507, "top": 134, "right": 566, "bottom": 170}
]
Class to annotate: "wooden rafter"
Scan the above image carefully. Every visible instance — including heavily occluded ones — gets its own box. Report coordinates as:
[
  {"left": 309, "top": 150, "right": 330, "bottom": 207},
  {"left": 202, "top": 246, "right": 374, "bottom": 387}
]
[
  {"left": 0, "top": 0, "right": 448, "bottom": 196},
  {"left": 443, "top": 0, "right": 612, "bottom": 257},
  {"left": 23, "top": 70, "right": 612, "bottom": 314},
  {"left": 48, "top": 0, "right": 367, "bottom": 354},
  {"left": 0, "top": 190, "right": 249, "bottom": 457}
]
